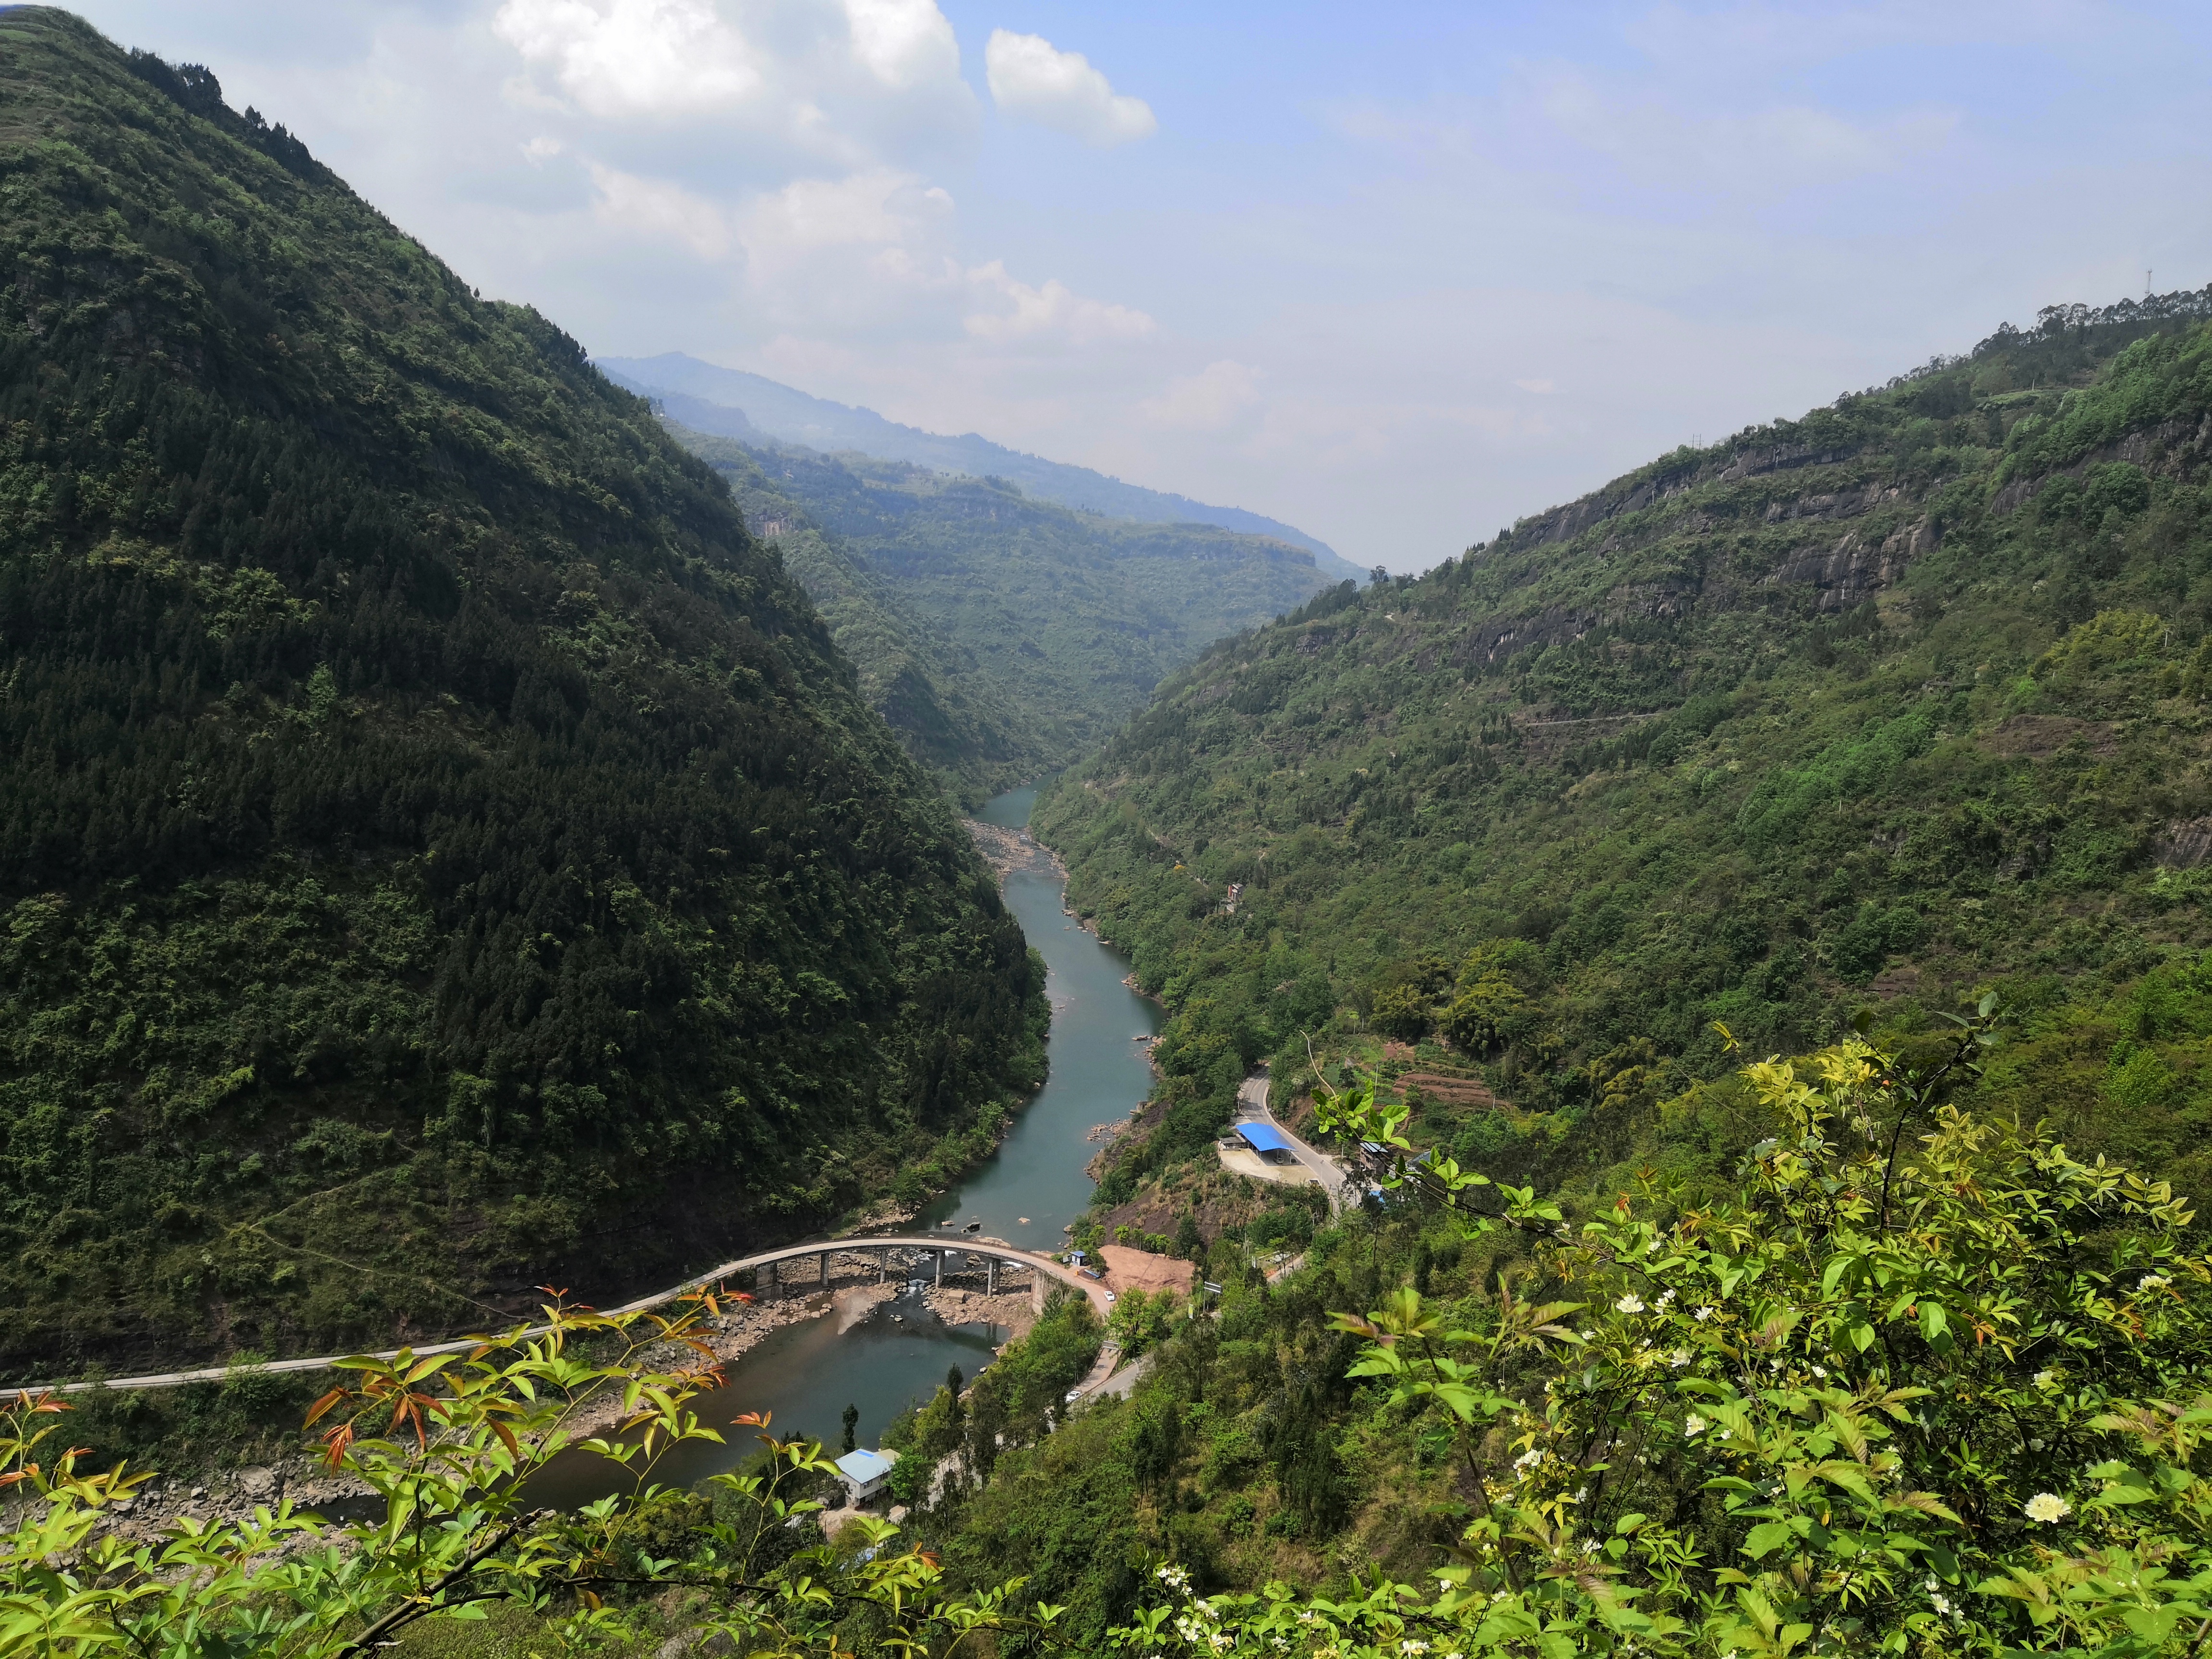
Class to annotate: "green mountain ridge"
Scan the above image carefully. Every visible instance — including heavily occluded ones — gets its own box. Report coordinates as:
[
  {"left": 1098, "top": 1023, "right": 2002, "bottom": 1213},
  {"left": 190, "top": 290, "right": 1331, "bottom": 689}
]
[
  {"left": 1034, "top": 286, "right": 2212, "bottom": 1209},
  {"left": 669, "top": 422, "right": 1347, "bottom": 802},
  {"left": 0, "top": 8, "right": 1043, "bottom": 1374},
  {"left": 674, "top": 425, "right": 1035, "bottom": 799},
  {"left": 599, "top": 351, "right": 1367, "bottom": 581}
]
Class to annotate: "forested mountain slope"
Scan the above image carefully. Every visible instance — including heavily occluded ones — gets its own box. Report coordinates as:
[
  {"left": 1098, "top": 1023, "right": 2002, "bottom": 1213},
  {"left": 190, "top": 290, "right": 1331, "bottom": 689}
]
[
  {"left": 601, "top": 351, "right": 1364, "bottom": 578},
  {"left": 0, "top": 9, "right": 1043, "bottom": 1375},
  {"left": 1037, "top": 290, "right": 2212, "bottom": 1213},
  {"left": 673, "top": 425, "right": 1345, "bottom": 799}
]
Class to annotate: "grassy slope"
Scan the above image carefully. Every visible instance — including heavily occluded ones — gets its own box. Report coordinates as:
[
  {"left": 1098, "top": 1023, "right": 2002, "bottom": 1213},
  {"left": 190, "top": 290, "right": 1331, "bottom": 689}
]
[
  {"left": 1034, "top": 298, "right": 2212, "bottom": 1215},
  {"left": 0, "top": 9, "right": 1043, "bottom": 1374},
  {"left": 672, "top": 426, "right": 1345, "bottom": 801}
]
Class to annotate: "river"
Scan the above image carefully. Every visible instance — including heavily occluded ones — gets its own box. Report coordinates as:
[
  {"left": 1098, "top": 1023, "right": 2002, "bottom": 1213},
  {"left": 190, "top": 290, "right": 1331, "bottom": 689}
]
[{"left": 524, "top": 786, "right": 1159, "bottom": 1504}]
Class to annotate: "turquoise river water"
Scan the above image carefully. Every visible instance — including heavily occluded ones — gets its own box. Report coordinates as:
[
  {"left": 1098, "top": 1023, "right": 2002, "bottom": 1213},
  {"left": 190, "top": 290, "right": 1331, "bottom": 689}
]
[{"left": 524, "top": 786, "right": 1159, "bottom": 1504}]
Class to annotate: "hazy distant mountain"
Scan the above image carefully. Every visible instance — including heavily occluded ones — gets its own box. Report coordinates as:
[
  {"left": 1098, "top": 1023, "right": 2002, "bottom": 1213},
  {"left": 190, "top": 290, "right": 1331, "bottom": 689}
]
[{"left": 599, "top": 352, "right": 1364, "bottom": 582}]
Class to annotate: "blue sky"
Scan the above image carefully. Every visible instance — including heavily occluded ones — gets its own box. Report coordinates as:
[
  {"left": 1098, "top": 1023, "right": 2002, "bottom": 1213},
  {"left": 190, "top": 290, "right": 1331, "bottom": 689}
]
[{"left": 65, "top": 0, "right": 2212, "bottom": 568}]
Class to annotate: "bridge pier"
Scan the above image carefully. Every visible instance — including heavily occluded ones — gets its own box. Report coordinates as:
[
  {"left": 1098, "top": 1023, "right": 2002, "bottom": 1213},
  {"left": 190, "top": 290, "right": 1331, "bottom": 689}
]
[
  {"left": 934, "top": 1250, "right": 944, "bottom": 1287},
  {"left": 986, "top": 1257, "right": 996, "bottom": 1296},
  {"left": 819, "top": 1251, "right": 829, "bottom": 1290}
]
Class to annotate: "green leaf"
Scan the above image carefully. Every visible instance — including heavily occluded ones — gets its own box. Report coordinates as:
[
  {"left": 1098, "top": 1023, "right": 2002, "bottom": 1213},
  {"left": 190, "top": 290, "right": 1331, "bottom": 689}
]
[{"left": 1743, "top": 1521, "right": 1797, "bottom": 1559}]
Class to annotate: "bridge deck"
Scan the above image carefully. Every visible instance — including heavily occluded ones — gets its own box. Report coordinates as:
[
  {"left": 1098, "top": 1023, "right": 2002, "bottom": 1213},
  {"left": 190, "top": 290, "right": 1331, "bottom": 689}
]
[{"left": 15, "top": 1237, "right": 1108, "bottom": 1395}]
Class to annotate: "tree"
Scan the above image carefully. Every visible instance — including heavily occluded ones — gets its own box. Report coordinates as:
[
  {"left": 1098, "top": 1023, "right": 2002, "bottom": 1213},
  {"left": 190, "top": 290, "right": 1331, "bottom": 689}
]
[
  {"left": 1118, "top": 1015, "right": 2212, "bottom": 1656},
  {"left": 841, "top": 1403, "right": 860, "bottom": 1455},
  {"left": 0, "top": 1291, "right": 1064, "bottom": 1656},
  {"left": 1173, "top": 1211, "right": 1204, "bottom": 1262}
]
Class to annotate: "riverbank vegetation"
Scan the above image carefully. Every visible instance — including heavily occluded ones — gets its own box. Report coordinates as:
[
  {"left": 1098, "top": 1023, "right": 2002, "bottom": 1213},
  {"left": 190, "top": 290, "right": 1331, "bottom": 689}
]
[{"left": 0, "top": 8, "right": 1045, "bottom": 1379}]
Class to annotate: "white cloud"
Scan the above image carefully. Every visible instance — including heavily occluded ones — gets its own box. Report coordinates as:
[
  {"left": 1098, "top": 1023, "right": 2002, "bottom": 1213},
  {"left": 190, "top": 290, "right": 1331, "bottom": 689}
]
[
  {"left": 1142, "top": 361, "right": 1262, "bottom": 431},
  {"left": 493, "top": 0, "right": 765, "bottom": 120},
  {"left": 1514, "top": 377, "right": 1556, "bottom": 394},
  {"left": 842, "top": 0, "right": 958, "bottom": 89},
  {"left": 984, "top": 30, "right": 1156, "bottom": 147},
  {"left": 490, "top": 0, "right": 973, "bottom": 164},
  {"left": 586, "top": 161, "right": 733, "bottom": 257},
  {"left": 962, "top": 260, "right": 1155, "bottom": 344}
]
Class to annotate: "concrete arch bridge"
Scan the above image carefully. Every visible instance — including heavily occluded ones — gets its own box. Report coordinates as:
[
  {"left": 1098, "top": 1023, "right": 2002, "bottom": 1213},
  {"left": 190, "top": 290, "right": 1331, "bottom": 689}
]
[{"left": 22, "top": 1237, "right": 1104, "bottom": 1396}]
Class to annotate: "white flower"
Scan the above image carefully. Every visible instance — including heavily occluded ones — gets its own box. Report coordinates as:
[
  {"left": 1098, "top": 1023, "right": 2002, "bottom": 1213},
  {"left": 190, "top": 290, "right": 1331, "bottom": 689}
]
[
  {"left": 2139, "top": 1274, "right": 2172, "bottom": 1291},
  {"left": 1668, "top": 1349, "right": 1691, "bottom": 1367},
  {"left": 1616, "top": 1294, "right": 1647, "bottom": 1314},
  {"left": 1210, "top": 1636, "right": 1233, "bottom": 1654},
  {"left": 1399, "top": 1643, "right": 1430, "bottom": 1656},
  {"left": 2029, "top": 1438, "right": 2045, "bottom": 1451},
  {"left": 1684, "top": 1414, "right": 1708, "bottom": 1437},
  {"left": 1657, "top": 1288, "right": 1676, "bottom": 1308},
  {"left": 1930, "top": 1593, "right": 1952, "bottom": 1614},
  {"left": 2034, "top": 1370, "right": 2056, "bottom": 1388},
  {"left": 1580, "top": 1538, "right": 1600, "bottom": 1555},
  {"left": 2024, "top": 1492, "right": 2072, "bottom": 1524},
  {"left": 1810, "top": 1365, "right": 1827, "bottom": 1378},
  {"left": 1695, "top": 1306, "right": 1716, "bottom": 1322}
]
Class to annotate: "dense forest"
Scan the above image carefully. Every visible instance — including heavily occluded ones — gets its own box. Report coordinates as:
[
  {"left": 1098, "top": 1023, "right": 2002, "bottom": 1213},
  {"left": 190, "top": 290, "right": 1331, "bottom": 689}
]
[
  {"left": 0, "top": 8, "right": 1045, "bottom": 1376},
  {"left": 670, "top": 429, "right": 1034, "bottom": 803},
  {"left": 670, "top": 425, "right": 1345, "bottom": 802}
]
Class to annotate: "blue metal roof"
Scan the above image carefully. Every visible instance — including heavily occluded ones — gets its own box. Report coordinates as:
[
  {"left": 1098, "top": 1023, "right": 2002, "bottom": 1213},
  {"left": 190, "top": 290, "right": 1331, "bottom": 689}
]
[
  {"left": 836, "top": 1449, "right": 895, "bottom": 1482},
  {"left": 1237, "top": 1122, "right": 1295, "bottom": 1154}
]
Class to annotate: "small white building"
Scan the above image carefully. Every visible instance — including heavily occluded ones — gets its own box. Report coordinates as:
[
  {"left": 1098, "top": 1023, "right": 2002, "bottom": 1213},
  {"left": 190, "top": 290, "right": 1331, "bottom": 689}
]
[{"left": 835, "top": 1447, "right": 897, "bottom": 1505}]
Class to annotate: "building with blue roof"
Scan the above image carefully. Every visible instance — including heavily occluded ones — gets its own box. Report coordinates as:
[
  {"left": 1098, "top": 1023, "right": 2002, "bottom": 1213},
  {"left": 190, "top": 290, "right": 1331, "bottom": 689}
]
[
  {"left": 1235, "top": 1121, "right": 1297, "bottom": 1163},
  {"left": 834, "top": 1447, "right": 898, "bottom": 1504}
]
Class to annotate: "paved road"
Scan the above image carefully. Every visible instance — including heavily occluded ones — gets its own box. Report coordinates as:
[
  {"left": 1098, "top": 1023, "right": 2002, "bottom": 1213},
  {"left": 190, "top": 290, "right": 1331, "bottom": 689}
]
[
  {"left": 15, "top": 1237, "right": 1109, "bottom": 1396},
  {"left": 1234, "top": 1072, "right": 1353, "bottom": 1216}
]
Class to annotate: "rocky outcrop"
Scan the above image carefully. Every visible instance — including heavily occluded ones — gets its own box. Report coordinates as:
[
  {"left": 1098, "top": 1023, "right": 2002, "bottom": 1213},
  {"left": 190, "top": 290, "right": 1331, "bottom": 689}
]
[
  {"left": 1767, "top": 518, "right": 1937, "bottom": 609},
  {"left": 1719, "top": 443, "right": 1853, "bottom": 482},
  {"left": 2156, "top": 817, "right": 2212, "bottom": 869},
  {"left": 1761, "top": 480, "right": 1907, "bottom": 524},
  {"left": 1993, "top": 415, "right": 2212, "bottom": 515}
]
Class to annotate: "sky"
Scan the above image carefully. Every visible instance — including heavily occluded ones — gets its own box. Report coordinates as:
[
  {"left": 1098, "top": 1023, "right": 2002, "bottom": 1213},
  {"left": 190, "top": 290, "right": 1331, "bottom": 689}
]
[{"left": 62, "top": 0, "right": 2212, "bottom": 570}]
